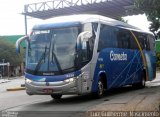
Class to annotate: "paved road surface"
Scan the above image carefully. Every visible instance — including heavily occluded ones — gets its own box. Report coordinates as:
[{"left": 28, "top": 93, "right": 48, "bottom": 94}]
[{"left": 0, "top": 73, "right": 160, "bottom": 117}]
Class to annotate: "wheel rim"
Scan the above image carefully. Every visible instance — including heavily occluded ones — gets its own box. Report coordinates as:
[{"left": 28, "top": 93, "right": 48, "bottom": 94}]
[
  {"left": 142, "top": 77, "right": 145, "bottom": 86},
  {"left": 98, "top": 81, "right": 103, "bottom": 96}
]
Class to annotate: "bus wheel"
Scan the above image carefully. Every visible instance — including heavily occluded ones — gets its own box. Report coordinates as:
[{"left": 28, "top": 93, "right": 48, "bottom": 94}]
[
  {"left": 133, "top": 72, "right": 145, "bottom": 88},
  {"left": 51, "top": 94, "right": 62, "bottom": 100},
  {"left": 93, "top": 79, "right": 104, "bottom": 98},
  {"left": 138, "top": 72, "right": 146, "bottom": 88}
]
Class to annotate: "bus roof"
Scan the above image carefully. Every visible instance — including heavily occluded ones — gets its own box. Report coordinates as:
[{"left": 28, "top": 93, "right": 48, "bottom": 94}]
[{"left": 32, "top": 14, "right": 152, "bottom": 35}]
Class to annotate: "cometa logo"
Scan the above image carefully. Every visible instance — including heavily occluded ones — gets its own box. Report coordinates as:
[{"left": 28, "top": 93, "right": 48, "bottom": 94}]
[{"left": 110, "top": 50, "right": 127, "bottom": 61}]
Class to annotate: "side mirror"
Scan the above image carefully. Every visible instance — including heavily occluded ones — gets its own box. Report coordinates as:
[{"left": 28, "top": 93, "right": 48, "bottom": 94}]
[
  {"left": 77, "top": 31, "right": 92, "bottom": 42},
  {"left": 76, "top": 31, "right": 92, "bottom": 64},
  {"left": 83, "top": 31, "right": 92, "bottom": 42},
  {"left": 16, "top": 36, "right": 29, "bottom": 54}
]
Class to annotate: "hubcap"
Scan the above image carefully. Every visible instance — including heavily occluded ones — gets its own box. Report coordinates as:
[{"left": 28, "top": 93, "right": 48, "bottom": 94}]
[
  {"left": 142, "top": 77, "right": 145, "bottom": 86},
  {"left": 98, "top": 81, "right": 103, "bottom": 96}
]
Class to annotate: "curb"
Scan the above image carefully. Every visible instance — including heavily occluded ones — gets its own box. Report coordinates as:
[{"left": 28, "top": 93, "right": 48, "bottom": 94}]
[
  {"left": 6, "top": 87, "right": 26, "bottom": 91},
  {"left": 21, "top": 84, "right": 25, "bottom": 87}
]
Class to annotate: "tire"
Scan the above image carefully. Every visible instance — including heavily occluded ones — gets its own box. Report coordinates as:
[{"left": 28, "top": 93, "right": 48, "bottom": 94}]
[
  {"left": 93, "top": 79, "right": 104, "bottom": 98},
  {"left": 138, "top": 73, "right": 146, "bottom": 88},
  {"left": 133, "top": 72, "right": 145, "bottom": 88},
  {"left": 51, "top": 94, "right": 62, "bottom": 100}
]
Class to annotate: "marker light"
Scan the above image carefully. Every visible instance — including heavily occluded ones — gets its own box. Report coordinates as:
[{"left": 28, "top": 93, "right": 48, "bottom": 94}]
[
  {"left": 25, "top": 78, "right": 32, "bottom": 83},
  {"left": 64, "top": 78, "right": 75, "bottom": 83}
]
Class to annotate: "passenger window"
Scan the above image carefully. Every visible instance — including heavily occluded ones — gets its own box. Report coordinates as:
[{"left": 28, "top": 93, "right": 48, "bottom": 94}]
[
  {"left": 133, "top": 32, "right": 151, "bottom": 50},
  {"left": 130, "top": 32, "right": 139, "bottom": 49},
  {"left": 148, "top": 35, "right": 155, "bottom": 51},
  {"left": 98, "top": 24, "right": 118, "bottom": 51},
  {"left": 117, "top": 29, "right": 130, "bottom": 49},
  {"left": 144, "top": 35, "right": 150, "bottom": 50},
  {"left": 139, "top": 34, "right": 145, "bottom": 49}
]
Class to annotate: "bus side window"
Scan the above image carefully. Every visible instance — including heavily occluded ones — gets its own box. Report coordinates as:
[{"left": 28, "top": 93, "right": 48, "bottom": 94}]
[
  {"left": 134, "top": 32, "right": 152, "bottom": 50},
  {"left": 148, "top": 35, "right": 155, "bottom": 51},
  {"left": 98, "top": 24, "right": 117, "bottom": 51},
  {"left": 144, "top": 35, "right": 150, "bottom": 50},
  {"left": 117, "top": 29, "right": 130, "bottom": 49},
  {"left": 129, "top": 32, "right": 139, "bottom": 49},
  {"left": 133, "top": 32, "right": 144, "bottom": 50}
]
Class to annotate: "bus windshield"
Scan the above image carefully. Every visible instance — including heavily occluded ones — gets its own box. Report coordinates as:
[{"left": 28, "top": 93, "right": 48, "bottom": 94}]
[{"left": 26, "top": 27, "right": 80, "bottom": 75}]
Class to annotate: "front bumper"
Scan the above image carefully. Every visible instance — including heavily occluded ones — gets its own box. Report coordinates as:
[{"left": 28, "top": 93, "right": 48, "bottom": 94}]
[{"left": 25, "top": 79, "right": 78, "bottom": 95}]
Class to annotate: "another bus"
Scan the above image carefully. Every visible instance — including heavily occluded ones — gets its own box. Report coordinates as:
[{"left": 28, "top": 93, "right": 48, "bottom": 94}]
[{"left": 16, "top": 15, "right": 156, "bottom": 99}]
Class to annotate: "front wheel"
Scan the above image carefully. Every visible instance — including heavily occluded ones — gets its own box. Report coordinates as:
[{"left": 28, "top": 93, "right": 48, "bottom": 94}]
[
  {"left": 51, "top": 94, "right": 62, "bottom": 100},
  {"left": 93, "top": 80, "right": 104, "bottom": 98}
]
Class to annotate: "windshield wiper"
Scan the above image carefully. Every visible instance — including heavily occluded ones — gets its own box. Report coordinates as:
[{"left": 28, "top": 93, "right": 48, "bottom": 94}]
[
  {"left": 34, "top": 46, "right": 47, "bottom": 75},
  {"left": 50, "top": 34, "right": 63, "bottom": 74},
  {"left": 51, "top": 51, "right": 63, "bottom": 74}
]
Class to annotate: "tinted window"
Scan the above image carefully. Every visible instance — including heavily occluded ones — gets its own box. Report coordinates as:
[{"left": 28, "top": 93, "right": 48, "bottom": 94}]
[
  {"left": 98, "top": 24, "right": 118, "bottom": 51},
  {"left": 98, "top": 24, "right": 153, "bottom": 51},
  {"left": 129, "top": 32, "right": 139, "bottom": 49},
  {"left": 148, "top": 34, "right": 155, "bottom": 51},
  {"left": 117, "top": 29, "right": 130, "bottom": 49},
  {"left": 144, "top": 34, "right": 150, "bottom": 50},
  {"left": 133, "top": 32, "right": 150, "bottom": 50}
]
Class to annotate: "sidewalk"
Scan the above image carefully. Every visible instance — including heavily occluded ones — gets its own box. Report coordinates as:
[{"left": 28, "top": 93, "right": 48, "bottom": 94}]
[
  {"left": 88, "top": 72, "right": 160, "bottom": 113},
  {"left": 0, "top": 76, "right": 24, "bottom": 84},
  {"left": 0, "top": 79, "right": 10, "bottom": 84},
  {"left": 0, "top": 76, "right": 25, "bottom": 93}
]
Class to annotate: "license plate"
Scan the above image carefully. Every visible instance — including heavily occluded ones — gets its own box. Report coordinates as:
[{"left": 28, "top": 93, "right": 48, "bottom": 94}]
[{"left": 43, "top": 89, "right": 53, "bottom": 93}]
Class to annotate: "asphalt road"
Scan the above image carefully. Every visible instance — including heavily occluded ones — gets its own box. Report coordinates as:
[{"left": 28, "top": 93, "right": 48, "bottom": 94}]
[{"left": 0, "top": 73, "right": 160, "bottom": 117}]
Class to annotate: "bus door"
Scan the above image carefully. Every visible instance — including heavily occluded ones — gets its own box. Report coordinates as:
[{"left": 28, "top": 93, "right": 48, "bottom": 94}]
[
  {"left": 76, "top": 23, "right": 98, "bottom": 93},
  {"left": 76, "top": 31, "right": 96, "bottom": 93}
]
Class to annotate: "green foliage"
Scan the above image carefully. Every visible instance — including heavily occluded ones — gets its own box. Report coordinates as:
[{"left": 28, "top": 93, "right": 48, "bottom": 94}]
[
  {"left": 0, "top": 39, "right": 24, "bottom": 66},
  {"left": 156, "top": 40, "right": 160, "bottom": 52},
  {"left": 135, "top": 0, "right": 160, "bottom": 36},
  {"left": 157, "top": 52, "right": 160, "bottom": 68}
]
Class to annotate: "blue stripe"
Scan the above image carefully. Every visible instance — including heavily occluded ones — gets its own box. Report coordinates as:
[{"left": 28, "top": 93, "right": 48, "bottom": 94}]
[{"left": 33, "top": 21, "right": 81, "bottom": 30}]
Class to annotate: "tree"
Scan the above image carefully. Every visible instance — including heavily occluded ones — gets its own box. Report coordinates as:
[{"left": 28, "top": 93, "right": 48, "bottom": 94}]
[
  {"left": 0, "top": 39, "right": 24, "bottom": 66},
  {"left": 135, "top": 0, "right": 160, "bottom": 37},
  {"left": 117, "top": 17, "right": 128, "bottom": 23}
]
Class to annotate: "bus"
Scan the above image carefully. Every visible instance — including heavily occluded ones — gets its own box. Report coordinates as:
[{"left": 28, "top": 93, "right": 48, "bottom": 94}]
[{"left": 16, "top": 15, "right": 156, "bottom": 99}]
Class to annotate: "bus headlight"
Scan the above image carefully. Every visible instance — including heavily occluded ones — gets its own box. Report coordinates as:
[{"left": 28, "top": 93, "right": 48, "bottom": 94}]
[
  {"left": 25, "top": 78, "right": 32, "bottom": 83},
  {"left": 64, "top": 78, "right": 75, "bottom": 83}
]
